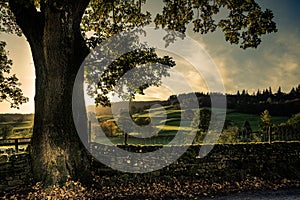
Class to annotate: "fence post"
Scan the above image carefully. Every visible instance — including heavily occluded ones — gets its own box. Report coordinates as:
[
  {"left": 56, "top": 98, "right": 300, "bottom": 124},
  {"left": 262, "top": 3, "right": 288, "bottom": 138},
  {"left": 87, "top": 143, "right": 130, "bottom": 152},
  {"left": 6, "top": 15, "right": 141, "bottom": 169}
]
[{"left": 15, "top": 139, "right": 19, "bottom": 153}]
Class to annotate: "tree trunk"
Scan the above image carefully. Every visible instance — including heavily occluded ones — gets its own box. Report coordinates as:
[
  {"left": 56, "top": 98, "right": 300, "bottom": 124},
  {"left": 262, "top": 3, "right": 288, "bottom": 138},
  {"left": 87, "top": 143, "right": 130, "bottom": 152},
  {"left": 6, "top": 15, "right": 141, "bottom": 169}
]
[{"left": 9, "top": 0, "right": 92, "bottom": 186}]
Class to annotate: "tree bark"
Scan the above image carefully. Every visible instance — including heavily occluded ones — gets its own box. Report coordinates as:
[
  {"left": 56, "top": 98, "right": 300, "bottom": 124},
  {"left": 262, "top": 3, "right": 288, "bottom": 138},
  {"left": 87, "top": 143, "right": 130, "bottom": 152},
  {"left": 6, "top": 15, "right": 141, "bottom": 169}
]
[{"left": 9, "top": 0, "right": 92, "bottom": 186}]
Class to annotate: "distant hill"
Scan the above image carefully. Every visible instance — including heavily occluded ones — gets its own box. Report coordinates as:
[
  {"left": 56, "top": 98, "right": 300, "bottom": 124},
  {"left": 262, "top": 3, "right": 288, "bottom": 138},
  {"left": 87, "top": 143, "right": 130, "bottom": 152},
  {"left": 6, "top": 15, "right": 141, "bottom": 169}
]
[
  {"left": 0, "top": 114, "right": 34, "bottom": 122},
  {"left": 87, "top": 100, "right": 167, "bottom": 117}
]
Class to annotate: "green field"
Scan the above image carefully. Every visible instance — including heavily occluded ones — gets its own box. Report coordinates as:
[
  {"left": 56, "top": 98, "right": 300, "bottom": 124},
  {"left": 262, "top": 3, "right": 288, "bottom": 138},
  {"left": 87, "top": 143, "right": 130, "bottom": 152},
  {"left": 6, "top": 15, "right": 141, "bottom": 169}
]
[
  {"left": 0, "top": 121, "right": 32, "bottom": 129},
  {"left": 94, "top": 106, "right": 289, "bottom": 145},
  {"left": 225, "top": 111, "right": 288, "bottom": 132},
  {"left": 0, "top": 121, "right": 33, "bottom": 139},
  {"left": 0, "top": 108, "right": 289, "bottom": 144}
]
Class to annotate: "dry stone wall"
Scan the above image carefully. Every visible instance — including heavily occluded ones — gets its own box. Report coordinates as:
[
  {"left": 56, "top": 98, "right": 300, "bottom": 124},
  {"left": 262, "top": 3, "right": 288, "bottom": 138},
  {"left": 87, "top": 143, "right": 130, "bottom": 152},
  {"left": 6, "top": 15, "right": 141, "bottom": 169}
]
[
  {"left": 0, "top": 142, "right": 299, "bottom": 192},
  {"left": 92, "top": 142, "right": 300, "bottom": 182}
]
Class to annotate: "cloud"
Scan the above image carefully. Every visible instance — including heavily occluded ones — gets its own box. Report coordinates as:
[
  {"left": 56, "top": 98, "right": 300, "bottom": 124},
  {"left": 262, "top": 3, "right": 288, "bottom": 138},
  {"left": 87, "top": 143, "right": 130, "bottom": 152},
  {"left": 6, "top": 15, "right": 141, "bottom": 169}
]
[
  {"left": 137, "top": 26, "right": 300, "bottom": 99},
  {"left": 135, "top": 57, "right": 209, "bottom": 101},
  {"left": 190, "top": 27, "right": 300, "bottom": 94},
  {"left": 258, "top": 32, "right": 300, "bottom": 92}
]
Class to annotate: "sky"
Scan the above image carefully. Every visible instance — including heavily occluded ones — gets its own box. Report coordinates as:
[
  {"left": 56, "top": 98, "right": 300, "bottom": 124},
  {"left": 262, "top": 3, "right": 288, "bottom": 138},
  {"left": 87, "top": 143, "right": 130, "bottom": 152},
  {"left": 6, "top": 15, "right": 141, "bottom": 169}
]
[{"left": 0, "top": 0, "right": 300, "bottom": 113}]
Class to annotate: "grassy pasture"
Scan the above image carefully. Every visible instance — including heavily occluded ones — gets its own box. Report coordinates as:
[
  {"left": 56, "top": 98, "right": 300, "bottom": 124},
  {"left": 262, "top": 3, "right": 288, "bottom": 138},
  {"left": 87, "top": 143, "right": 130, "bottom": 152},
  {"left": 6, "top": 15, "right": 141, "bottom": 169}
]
[
  {"left": 0, "top": 106, "right": 289, "bottom": 145},
  {"left": 225, "top": 111, "right": 288, "bottom": 132},
  {"left": 0, "top": 121, "right": 33, "bottom": 139},
  {"left": 94, "top": 105, "right": 289, "bottom": 145},
  {"left": 0, "top": 121, "right": 32, "bottom": 129}
]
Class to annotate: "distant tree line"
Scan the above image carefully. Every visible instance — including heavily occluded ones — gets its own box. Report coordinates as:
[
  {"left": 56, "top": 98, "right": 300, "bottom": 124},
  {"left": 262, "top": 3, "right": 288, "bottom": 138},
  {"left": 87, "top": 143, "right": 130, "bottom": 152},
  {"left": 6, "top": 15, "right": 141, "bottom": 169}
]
[{"left": 168, "top": 84, "right": 300, "bottom": 116}]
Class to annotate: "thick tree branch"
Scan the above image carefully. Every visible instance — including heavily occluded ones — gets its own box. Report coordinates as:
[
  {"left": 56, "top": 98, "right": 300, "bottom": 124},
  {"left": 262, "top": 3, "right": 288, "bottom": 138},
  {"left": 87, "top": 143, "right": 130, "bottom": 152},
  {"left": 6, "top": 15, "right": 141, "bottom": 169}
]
[
  {"left": 72, "top": 0, "right": 93, "bottom": 71},
  {"left": 8, "top": 0, "right": 44, "bottom": 40},
  {"left": 73, "top": 0, "right": 91, "bottom": 21}
]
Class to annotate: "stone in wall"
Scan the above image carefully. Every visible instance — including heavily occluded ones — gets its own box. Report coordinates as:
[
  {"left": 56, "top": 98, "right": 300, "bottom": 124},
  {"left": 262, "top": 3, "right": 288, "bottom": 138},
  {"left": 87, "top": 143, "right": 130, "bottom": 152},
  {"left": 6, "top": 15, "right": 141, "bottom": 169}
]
[{"left": 0, "top": 153, "right": 32, "bottom": 192}]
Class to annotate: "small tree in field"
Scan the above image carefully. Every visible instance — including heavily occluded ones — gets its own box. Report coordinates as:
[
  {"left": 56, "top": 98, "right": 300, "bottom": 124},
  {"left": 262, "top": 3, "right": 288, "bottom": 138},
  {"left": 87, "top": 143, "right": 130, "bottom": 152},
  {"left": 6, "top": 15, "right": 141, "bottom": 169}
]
[
  {"left": 287, "top": 113, "right": 300, "bottom": 140},
  {"left": 259, "top": 110, "right": 272, "bottom": 143},
  {"left": 192, "top": 108, "right": 211, "bottom": 144},
  {"left": 241, "top": 120, "right": 252, "bottom": 142}
]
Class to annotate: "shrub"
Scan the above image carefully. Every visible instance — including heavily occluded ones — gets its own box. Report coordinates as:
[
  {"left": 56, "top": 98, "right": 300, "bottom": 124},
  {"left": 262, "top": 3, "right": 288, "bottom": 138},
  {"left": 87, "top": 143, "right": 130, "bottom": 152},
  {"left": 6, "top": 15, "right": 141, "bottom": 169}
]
[
  {"left": 133, "top": 117, "right": 151, "bottom": 126},
  {"left": 218, "top": 126, "right": 240, "bottom": 144},
  {"left": 99, "top": 120, "right": 121, "bottom": 137}
]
